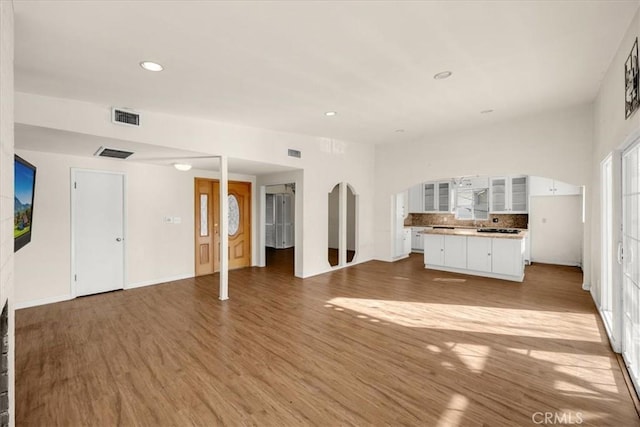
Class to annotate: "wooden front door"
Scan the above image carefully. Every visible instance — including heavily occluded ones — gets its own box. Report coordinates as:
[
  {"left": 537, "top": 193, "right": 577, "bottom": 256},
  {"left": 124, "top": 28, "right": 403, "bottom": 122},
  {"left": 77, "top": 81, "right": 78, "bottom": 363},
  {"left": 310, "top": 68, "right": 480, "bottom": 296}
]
[
  {"left": 195, "top": 178, "right": 251, "bottom": 276},
  {"left": 195, "top": 178, "right": 219, "bottom": 276},
  {"left": 228, "top": 181, "right": 252, "bottom": 270}
]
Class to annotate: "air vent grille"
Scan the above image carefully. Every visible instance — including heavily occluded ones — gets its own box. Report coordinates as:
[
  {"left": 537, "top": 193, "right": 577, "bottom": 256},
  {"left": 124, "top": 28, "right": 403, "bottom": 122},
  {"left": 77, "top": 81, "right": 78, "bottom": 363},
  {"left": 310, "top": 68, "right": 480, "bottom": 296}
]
[
  {"left": 95, "top": 146, "right": 134, "bottom": 159},
  {"left": 288, "top": 149, "right": 301, "bottom": 158},
  {"left": 112, "top": 108, "right": 140, "bottom": 127}
]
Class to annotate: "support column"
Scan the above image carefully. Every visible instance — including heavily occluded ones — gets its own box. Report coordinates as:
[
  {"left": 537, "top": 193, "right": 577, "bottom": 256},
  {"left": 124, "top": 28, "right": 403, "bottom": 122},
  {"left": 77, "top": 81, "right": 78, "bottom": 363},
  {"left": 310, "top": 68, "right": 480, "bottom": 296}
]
[{"left": 219, "top": 156, "right": 229, "bottom": 301}]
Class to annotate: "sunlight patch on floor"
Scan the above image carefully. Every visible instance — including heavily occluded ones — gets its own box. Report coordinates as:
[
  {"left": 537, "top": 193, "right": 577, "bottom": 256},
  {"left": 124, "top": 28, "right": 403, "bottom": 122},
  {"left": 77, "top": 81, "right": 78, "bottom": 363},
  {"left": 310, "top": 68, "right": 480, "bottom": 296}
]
[
  {"left": 436, "top": 393, "right": 469, "bottom": 427},
  {"left": 327, "top": 297, "right": 602, "bottom": 341},
  {"left": 449, "top": 343, "right": 490, "bottom": 373}
]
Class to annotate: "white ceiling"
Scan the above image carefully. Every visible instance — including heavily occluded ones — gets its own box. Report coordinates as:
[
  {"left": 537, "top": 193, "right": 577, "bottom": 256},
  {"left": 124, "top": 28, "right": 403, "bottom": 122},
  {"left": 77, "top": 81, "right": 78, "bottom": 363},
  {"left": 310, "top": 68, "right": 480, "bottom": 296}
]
[
  {"left": 13, "top": 0, "right": 639, "bottom": 146},
  {"left": 15, "top": 124, "right": 297, "bottom": 176}
]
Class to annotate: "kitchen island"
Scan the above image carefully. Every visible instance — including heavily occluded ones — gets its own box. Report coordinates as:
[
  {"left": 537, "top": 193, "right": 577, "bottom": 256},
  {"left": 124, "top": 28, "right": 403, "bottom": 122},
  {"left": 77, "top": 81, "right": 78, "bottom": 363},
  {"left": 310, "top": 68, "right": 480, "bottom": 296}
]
[{"left": 421, "top": 227, "right": 527, "bottom": 282}]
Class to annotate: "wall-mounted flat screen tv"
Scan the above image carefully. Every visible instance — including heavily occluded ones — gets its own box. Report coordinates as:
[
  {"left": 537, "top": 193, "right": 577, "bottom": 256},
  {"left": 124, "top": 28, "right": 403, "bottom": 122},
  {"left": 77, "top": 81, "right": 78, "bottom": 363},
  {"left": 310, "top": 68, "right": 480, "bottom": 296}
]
[{"left": 15, "top": 155, "right": 36, "bottom": 252}]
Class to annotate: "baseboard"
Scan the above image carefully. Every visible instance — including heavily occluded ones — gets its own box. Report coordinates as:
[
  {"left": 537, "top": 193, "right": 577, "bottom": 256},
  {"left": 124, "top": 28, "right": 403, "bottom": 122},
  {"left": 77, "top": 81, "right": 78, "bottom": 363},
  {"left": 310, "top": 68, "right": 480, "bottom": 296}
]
[
  {"left": 15, "top": 294, "right": 73, "bottom": 310},
  {"left": 15, "top": 274, "right": 195, "bottom": 309},
  {"left": 582, "top": 282, "right": 591, "bottom": 291},
  {"left": 529, "top": 259, "right": 581, "bottom": 267},
  {"left": 616, "top": 353, "right": 640, "bottom": 417},
  {"left": 126, "top": 273, "right": 194, "bottom": 290}
]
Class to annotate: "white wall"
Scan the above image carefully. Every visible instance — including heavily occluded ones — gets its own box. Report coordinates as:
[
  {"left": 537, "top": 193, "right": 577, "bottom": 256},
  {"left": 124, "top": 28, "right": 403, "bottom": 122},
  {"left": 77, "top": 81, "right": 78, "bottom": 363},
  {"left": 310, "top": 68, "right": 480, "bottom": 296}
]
[
  {"left": 0, "top": 0, "right": 15, "bottom": 423},
  {"left": 530, "top": 195, "right": 583, "bottom": 266},
  {"left": 347, "top": 186, "right": 356, "bottom": 252},
  {"left": 15, "top": 93, "right": 377, "bottom": 279},
  {"left": 328, "top": 185, "right": 339, "bottom": 249},
  {"left": 591, "top": 8, "right": 640, "bottom": 308},
  {"left": 266, "top": 184, "right": 294, "bottom": 195},
  {"left": 374, "top": 104, "right": 594, "bottom": 264},
  {"left": 13, "top": 149, "right": 256, "bottom": 307}
]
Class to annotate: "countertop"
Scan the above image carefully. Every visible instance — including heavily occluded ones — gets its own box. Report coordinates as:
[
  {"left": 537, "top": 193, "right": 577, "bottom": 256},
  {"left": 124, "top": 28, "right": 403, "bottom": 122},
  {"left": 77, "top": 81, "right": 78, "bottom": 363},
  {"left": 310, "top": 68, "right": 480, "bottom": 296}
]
[{"left": 419, "top": 227, "right": 527, "bottom": 240}]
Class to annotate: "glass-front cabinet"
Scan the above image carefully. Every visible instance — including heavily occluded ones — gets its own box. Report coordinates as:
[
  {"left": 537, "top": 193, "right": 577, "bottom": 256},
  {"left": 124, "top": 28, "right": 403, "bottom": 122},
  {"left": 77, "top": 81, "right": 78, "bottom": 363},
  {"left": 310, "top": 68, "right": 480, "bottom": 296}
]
[
  {"left": 490, "top": 176, "right": 528, "bottom": 213},
  {"left": 423, "top": 181, "right": 451, "bottom": 213},
  {"left": 424, "top": 183, "right": 436, "bottom": 211}
]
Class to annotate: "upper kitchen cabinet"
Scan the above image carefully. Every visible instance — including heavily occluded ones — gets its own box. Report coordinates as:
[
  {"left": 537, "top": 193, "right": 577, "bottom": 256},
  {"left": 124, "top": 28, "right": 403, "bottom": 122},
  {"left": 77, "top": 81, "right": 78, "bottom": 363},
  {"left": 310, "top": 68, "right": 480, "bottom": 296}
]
[
  {"left": 408, "top": 184, "right": 423, "bottom": 213},
  {"left": 529, "top": 176, "right": 581, "bottom": 196},
  {"left": 490, "top": 176, "right": 528, "bottom": 213},
  {"left": 424, "top": 181, "right": 452, "bottom": 213}
]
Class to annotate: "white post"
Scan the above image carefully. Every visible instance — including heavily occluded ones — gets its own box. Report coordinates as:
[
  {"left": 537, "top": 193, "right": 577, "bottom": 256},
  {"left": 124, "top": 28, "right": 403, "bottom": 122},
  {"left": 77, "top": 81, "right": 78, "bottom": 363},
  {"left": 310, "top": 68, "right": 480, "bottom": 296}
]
[{"left": 219, "top": 155, "right": 229, "bottom": 301}]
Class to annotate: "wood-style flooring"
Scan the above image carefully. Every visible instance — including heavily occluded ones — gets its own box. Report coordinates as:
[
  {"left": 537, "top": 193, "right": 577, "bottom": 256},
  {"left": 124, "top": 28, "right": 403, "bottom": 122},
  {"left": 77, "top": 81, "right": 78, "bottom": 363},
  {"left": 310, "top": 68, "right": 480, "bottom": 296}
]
[{"left": 16, "top": 253, "right": 640, "bottom": 426}]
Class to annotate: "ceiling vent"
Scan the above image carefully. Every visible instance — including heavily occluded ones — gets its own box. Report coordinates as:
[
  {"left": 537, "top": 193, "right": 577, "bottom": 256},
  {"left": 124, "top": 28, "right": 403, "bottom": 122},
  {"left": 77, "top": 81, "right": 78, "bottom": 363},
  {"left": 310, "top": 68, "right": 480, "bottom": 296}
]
[
  {"left": 288, "top": 149, "right": 301, "bottom": 158},
  {"left": 94, "top": 146, "right": 134, "bottom": 159},
  {"left": 112, "top": 107, "right": 140, "bottom": 127}
]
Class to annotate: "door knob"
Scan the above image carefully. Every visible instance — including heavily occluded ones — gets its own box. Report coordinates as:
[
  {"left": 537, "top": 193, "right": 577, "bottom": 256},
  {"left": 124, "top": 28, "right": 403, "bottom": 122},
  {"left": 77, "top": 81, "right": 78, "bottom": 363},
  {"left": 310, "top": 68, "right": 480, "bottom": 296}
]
[{"left": 116, "top": 238, "right": 122, "bottom": 242}]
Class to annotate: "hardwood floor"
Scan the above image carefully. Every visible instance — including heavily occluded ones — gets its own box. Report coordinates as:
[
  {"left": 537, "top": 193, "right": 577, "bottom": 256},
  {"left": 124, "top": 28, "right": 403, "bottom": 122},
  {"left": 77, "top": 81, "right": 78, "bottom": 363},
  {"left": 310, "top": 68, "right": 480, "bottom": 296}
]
[{"left": 16, "top": 254, "right": 640, "bottom": 426}]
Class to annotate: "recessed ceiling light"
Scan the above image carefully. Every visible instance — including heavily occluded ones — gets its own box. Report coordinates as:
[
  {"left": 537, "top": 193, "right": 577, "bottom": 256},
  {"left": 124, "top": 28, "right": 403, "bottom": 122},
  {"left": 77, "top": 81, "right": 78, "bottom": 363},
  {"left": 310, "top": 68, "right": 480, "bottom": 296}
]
[
  {"left": 325, "top": 111, "right": 337, "bottom": 116},
  {"left": 140, "top": 61, "right": 164, "bottom": 72},
  {"left": 173, "top": 163, "right": 192, "bottom": 171},
  {"left": 480, "top": 109, "right": 494, "bottom": 114},
  {"left": 433, "top": 71, "right": 452, "bottom": 80},
  {"left": 395, "top": 129, "right": 405, "bottom": 133}
]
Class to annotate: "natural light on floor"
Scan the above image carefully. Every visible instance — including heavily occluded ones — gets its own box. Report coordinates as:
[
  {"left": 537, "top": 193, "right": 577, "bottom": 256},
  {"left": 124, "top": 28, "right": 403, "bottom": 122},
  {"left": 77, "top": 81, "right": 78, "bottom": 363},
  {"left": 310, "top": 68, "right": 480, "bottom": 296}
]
[{"left": 327, "top": 297, "right": 603, "bottom": 341}]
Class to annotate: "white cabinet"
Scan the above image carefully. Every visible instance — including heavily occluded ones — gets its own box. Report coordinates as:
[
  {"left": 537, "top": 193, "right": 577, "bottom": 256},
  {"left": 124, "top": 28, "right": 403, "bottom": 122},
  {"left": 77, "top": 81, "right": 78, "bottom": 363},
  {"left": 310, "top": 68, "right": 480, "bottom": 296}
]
[
  {"left": 529, "top": 176, "right": 581, "bottom": 196},
  {"left": 492, "top": 238, "right": 525, "bottom": 277},
  {"left": 444, "top": 235, "right": 467, "bottom": 268},
  {"left": 424, "top": 182, "right": 437, "bottom": 212},
  {"left": 411, "top": 227, "right": 429, "bottom": 251},
  {"left": 403, "top": 228, "right": 412, "bottom": 256},
  {"left": 393, "top": 193, "right": 408, "bottom": 258},
  {"left": 467, "top": 237, "right": 492, "bottom": 272},
  {"left": 490, "top": 176, "right": 528, "bottom": 213},
  {"left": 424, "top": 181, "right": 452, "bottom": 213},
  {"left": 424, "top": 234, "right": 466, "bottom": 268},
  {"left": 424, "top": 234, "right": 444, "bottom": 266},
  {"left": 424, "top": 233, "right": 525, "bottom": 281},
  {"left": 408, "top": 184, "right": 423, "bottom": 213}
]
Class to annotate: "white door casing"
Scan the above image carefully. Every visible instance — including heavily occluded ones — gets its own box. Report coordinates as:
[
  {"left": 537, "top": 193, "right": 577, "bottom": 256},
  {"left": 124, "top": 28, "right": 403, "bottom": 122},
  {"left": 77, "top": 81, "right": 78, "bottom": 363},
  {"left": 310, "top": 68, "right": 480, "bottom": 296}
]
[{"left": 72, "top": 169, "right": 125, "bottom": 297}]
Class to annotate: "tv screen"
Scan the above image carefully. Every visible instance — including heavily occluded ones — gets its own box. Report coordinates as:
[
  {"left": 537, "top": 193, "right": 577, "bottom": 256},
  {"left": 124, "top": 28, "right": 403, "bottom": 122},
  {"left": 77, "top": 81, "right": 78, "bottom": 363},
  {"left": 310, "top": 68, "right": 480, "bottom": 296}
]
[{"left": 14, "top": 155, "right": 36, "bottom": 252}]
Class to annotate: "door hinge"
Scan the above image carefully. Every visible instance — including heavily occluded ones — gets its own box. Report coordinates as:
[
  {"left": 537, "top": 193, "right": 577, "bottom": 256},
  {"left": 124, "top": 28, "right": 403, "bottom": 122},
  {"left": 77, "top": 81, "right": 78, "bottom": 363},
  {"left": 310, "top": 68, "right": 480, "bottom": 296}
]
[
  {"left": 74, "top": 274, "right": 77, "bottom": 281},
  {"left": 74, "top": 182, "right": 77, "bottom": 189}
]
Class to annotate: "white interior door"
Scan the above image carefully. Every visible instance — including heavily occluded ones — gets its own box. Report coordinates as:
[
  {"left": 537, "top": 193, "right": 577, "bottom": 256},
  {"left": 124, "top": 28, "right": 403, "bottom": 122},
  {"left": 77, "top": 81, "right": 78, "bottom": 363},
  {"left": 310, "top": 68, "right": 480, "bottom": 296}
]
[
  {"left": 283, "top": 194, "right": 294, "bottom": 248},
  {"left": 265, "top": 194, "right": 275, "bottom": 248},
  {"left": 72, "top": 170, "right": 125, "bottom": 297},
  {"left": 622, "top": 144, "right": 640, "bottom": 392}
]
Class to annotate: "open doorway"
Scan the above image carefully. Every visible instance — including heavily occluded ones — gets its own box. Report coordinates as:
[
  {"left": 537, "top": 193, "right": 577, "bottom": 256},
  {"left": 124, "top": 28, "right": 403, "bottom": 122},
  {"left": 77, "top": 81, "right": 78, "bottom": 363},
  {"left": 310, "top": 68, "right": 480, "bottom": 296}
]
[{"left": 264, "top": 183, "right": 295, "bottom": 274}]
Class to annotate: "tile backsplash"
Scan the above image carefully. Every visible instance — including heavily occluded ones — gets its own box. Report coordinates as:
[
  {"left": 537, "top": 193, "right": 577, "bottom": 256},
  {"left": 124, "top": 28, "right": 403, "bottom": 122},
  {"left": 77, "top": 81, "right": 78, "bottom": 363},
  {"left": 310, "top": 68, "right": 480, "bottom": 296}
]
[{"left": 405, "top": 213, "right": 528, "bottom": 229}]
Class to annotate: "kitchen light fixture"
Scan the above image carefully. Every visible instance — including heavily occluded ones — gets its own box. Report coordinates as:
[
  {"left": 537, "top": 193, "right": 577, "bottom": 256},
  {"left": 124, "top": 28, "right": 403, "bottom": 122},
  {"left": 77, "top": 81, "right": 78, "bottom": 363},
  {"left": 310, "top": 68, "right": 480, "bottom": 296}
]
[
  {"left": 140, "top": 61, "right": 164, "bottom": 72},
  {"left": 480, "top": 109, "right": 494, "bottom": 114},
  {"left": 433, "top": 71, "right": 452, "bottom": 80},
  {"left": 325, "top": 111, "right": 337, "bottom": 116},
  {"left": 173, "top": 163, "right": 192, "bottom": 171}
]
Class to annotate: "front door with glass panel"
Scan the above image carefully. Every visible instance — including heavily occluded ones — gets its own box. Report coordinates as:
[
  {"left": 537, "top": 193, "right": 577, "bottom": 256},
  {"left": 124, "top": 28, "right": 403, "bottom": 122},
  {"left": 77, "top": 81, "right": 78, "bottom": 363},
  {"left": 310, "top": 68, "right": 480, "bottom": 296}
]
[
  {"left": 621, "top": 144, "right": 640, "bottom": 391},
  {"left": 194, "top": 178, "right": 251, "bottom": 276}
]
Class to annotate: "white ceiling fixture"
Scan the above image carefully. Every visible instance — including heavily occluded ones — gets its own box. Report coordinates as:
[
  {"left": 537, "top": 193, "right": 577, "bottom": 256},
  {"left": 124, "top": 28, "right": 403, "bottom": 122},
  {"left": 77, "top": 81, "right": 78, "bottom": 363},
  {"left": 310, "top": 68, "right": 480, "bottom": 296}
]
[
  {"left": 139, "top": 61, "right": 163, "bottom": 72},
  {"left": 325, "top": 111, "right": 337, "bottom": 117},
  {"left": 13, "top": 1, "right": 640, "bottom": 145},
  {"left": 433, "top": 71, "right": 452, "bottom": 80},
  {"left": 173, "top": 163, "right": 192, "bottom": 171}
]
